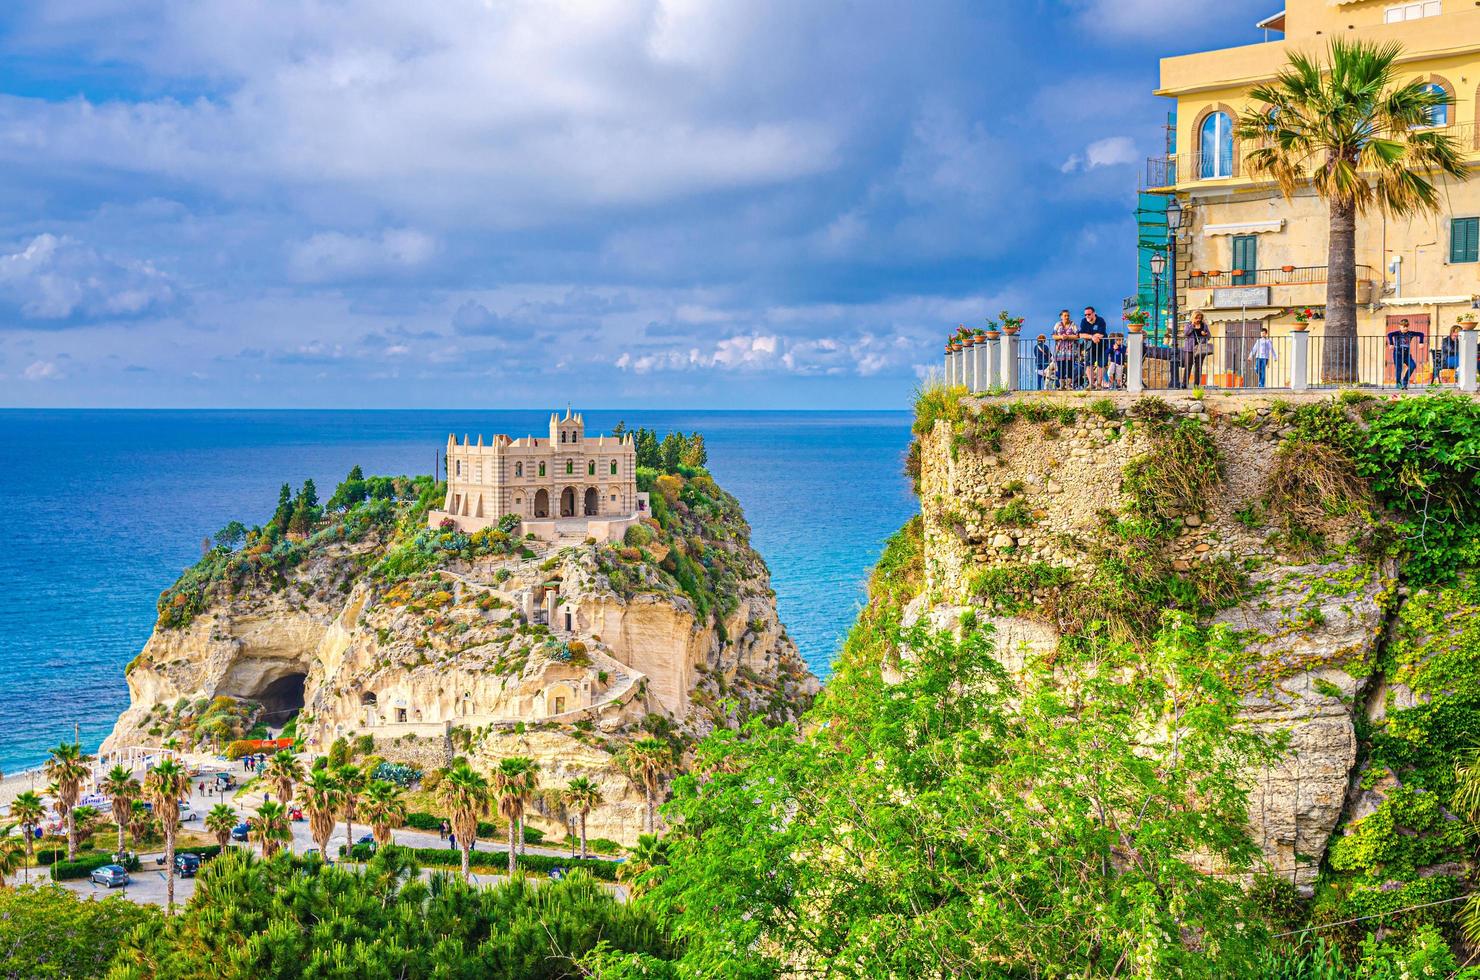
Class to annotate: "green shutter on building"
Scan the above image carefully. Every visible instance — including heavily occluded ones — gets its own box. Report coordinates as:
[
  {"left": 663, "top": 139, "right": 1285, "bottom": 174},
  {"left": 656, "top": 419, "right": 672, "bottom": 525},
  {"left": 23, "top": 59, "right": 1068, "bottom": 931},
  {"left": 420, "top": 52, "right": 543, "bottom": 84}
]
[
  {"left": 1232, "top": 236, "right": 1257, "bottom": 284},
  {"left": 1452, "top": 218, "right": 1479, "bottom": 264}
]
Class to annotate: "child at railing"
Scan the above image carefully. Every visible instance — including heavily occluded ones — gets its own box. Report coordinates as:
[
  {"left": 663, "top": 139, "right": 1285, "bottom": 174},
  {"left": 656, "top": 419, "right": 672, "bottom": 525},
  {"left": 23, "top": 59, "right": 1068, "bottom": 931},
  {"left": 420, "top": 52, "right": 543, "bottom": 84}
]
[{"left": 1106, "top": 335, "right": 1126, "bottom": 389}]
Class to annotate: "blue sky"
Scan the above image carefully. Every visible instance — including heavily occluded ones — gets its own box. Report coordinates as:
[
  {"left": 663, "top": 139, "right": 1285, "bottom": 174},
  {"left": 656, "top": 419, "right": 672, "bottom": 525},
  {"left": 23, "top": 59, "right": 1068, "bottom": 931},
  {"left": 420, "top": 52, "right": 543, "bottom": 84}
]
[{"left": 0, "top": 0, "right": 1273, "bottom": 409}]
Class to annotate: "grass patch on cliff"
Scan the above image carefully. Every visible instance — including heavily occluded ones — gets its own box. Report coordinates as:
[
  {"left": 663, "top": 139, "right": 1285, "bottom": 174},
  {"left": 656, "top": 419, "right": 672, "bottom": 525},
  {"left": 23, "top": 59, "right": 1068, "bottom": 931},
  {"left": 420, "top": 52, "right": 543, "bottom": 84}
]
[{"left": 1122, "top": 411, "right": 1223, "bottom": 524}]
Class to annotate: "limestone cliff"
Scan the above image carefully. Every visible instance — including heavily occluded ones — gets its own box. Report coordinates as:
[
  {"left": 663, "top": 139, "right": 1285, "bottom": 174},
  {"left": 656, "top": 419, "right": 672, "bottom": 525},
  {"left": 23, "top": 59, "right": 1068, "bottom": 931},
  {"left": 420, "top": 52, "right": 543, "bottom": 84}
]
[
  {"left": 104, "top": 467, "right": 816, "bottom": 845},
  {"left": 903, "top": 390, "right": 1428, "bottom": 894}
]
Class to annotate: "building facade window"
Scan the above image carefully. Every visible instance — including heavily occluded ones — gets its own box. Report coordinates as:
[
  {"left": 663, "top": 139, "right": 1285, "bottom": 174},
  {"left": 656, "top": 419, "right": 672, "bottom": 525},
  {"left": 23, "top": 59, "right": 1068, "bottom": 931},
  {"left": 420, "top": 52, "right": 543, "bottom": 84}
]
[
  {"left": 588, "top": 460, "right": 596, "bottom": 476},
  {"left": 1199, "top": 111, "right": 1233, "bottom": 179},
  {"left": 1421, "top": 83, "right": 1448, "bottom": 127},
  {"left": 1232, "top": 236, "right": 1258, "bottom": 284},
  {"left": 566, "top": 460, "right": 574, "bottom": 475},
  {"left": 1452, "top": 217, "right": 1479, "bottom": 264},
  {"left": 515, "top": 462, "right": 523, "bottom": 477},
  {"left": 455, "top": 460, "right": 461, "bottom": 476},
  {"left": 539, "top": 462, "right": 546, "bottom": 477},
  {"left": 610, "top": 460, "right": 618, "bottom": 475},
  {"left": 1385, "top": 1, "right": 1440, "bottom": 22}
]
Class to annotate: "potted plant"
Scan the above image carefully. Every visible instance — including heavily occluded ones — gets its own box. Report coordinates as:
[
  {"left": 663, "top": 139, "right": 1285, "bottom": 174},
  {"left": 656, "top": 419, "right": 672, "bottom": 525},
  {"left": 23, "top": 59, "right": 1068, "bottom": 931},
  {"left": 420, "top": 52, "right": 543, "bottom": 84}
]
[
  {"left": 1281, "top": 264, "right": 1296, "bottom": 273},
  {"left": 1459, "top": 311, "right": 1478, "bottom": 327},
  {"left": 1189, "top": 270, "right": 1204, "bottom": 278},
  {"left": 1205, "top": 269, "right": 1221, "bottom": 277},
  {"left": 1123, "top": 310, "right": 1149, "bottom": 333},
  {"left": 1231, "top": 269, "right": 1245, "bottom": 278},
  {"left": 997, "top": 310, "right": 1025, "bottom": 335},
  {"left": 1292, "top": 308, "right": 1315, "bottom": 330}
]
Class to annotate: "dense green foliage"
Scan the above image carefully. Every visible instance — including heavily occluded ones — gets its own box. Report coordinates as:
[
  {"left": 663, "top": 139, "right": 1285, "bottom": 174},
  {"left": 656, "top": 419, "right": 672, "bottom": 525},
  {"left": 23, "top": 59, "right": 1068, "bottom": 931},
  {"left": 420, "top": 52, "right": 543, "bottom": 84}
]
[
  {"left": 108, "top": 846, "right": 668, "bottom": 979},
  {"left": 632, "top": 611, "right": 1274, "bottom": 977},
  {"left": 0, "top": 885, "right": 158, "bottom": 979},
  {"left": 341, "top": 842, "right": 620, "bottom": 881}
]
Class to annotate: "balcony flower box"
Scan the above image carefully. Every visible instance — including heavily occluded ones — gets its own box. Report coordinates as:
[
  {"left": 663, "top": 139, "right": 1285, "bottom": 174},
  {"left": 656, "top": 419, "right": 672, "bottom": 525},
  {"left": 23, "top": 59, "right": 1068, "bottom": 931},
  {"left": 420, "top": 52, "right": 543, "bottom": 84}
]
[{"left": 1281, "top": 265, "right": 1296, "bottom": 273}]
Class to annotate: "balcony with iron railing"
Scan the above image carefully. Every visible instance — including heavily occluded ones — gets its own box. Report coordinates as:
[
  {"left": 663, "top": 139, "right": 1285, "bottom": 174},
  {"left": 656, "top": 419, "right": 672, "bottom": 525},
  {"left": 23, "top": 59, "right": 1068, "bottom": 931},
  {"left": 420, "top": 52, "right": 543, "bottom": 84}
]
[
  {"left": 1188, "top": 265, "right": 1375, "bottom": 289},
  {"left": 1143, "top": 123, "right": 1478, "bottom": 191},
  {"left": 1186, "top": 265, "right": 1379, "bottom": 310}
]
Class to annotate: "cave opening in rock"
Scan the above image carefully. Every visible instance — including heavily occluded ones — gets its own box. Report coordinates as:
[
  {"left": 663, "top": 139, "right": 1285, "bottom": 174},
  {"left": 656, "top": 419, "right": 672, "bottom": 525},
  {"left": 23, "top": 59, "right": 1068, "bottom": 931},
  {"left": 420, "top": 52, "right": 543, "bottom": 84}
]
[{"left": 255, "top": 672, "right": 307, "bottom": 724}]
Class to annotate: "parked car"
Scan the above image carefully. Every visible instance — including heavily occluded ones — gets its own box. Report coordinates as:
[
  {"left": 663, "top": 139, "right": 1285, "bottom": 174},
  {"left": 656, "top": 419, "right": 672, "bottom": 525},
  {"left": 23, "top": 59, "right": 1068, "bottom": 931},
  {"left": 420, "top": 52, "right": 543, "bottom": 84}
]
[
  {"left": 355, "top": 833, "right": 375, "bottom": 847},
  {"left": 289, "top": 806, "right": 304, "bottom": 821},
  {"left": 215, "top": 772, "right": 237, "bottom": 790},
  {"left": 177, "top": 801, "right": 197, "bottom": 821},
  {"left": 174, "top": 853, "right": 202, "bottom": 877},
  {"left": 90, "top": 864, "right": 130, "bottom": 888},
  {"left": 230, "top": 823, "right": 250, "bottom": 842}
]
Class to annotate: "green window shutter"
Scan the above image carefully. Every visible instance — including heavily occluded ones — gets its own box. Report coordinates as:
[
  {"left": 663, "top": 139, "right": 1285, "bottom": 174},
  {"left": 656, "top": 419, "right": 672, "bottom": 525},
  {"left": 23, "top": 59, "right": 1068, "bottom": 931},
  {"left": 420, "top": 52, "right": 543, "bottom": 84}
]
[
  {"left": 1452, "top": 218, "right": 1479, "bottom": 264},
  {"left": 1231, "top": 236, "right": 1257, "bottom": 284}
]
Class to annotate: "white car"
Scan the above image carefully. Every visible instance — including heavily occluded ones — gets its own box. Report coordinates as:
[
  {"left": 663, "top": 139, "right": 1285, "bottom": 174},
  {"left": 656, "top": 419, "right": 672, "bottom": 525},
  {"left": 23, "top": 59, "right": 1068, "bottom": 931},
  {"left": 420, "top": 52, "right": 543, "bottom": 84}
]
[{"left": 177, "top": 800, "right": 197, "bottom": 821}]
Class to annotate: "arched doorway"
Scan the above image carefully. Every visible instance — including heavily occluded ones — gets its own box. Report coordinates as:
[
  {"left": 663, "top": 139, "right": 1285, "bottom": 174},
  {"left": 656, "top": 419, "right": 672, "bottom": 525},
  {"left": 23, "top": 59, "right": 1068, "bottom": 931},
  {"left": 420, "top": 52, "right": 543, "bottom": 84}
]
[
  {"left": 583, "top": 487, "right": 598, "bottom": 516},
  {"left": 560, "top": 486, "right": 576, "bottom": 517},
  {"left": 534, "top": 488, "right": 549, "bottom": 518}
]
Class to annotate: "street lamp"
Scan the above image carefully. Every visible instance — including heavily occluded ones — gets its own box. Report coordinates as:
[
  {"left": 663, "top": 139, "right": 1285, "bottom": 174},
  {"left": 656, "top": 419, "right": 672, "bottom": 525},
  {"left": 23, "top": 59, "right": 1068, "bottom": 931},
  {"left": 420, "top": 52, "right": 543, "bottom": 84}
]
[
  {"left": 1164, "top": 196, "right": 1184, "bottom": 385},
  {"left": 1150, "top": 251, "right": 1167, "bottom": 346}
]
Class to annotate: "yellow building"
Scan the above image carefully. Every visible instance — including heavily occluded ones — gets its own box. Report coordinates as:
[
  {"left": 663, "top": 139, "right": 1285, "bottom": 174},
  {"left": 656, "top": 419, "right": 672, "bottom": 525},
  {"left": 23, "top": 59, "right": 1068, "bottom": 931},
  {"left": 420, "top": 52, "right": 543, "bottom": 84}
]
[{"left": 1149, "top": 0, "right": 1480, "bottom": 373}]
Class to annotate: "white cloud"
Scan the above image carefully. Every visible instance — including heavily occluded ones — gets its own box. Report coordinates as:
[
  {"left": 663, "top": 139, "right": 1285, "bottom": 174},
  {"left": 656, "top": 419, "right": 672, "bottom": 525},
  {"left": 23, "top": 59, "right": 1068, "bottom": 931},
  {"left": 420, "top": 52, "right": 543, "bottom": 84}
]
[
  {"left": 288, "top": 229, "right": 436, "bottom": 283},
  {"left": 23, "top": 360, "right": 62, "bottom": 380},
  {"left": 1061, "top": 136, "right": 1139, "bottom": 173},
  {"left": 0, "top": 234, "right": 176, "bottom": 323}
]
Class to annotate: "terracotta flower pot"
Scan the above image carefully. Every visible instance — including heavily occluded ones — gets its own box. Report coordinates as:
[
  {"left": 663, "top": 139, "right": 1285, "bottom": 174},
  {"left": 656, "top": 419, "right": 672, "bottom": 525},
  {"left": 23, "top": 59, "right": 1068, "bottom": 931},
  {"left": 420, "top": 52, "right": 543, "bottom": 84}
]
[
  {"left": 1127, "top": 323, "right": 1145, "bottom": 334},
  {"left": 1189, "top": 270, "right": 1204, "bottom": 278},
  {"left": 1281, "top": 265, "right": 1296, "bottom": 273},
  {"left": 985, "top": 331, "right": 1000, "bottom": 339}
]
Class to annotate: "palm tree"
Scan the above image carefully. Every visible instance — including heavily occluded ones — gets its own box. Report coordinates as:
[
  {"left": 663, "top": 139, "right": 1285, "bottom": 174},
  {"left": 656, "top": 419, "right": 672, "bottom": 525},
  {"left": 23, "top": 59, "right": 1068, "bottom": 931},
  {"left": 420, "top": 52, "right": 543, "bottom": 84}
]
[
  {"left": 299, "top": 769, "right": 342, "bottom": 861},
  {"left": 617, "top": 834, "right": 669, "bottom": 898},
  {"left": 0, "top": 839, "right": 24, "bottom": 888},
  {"left": 438, "top": 762, "right": 491, "bottom": 881},
  {"left": 127, "top": 800, "right": 155, "bottom": 849},
  {"left": 250, "top": 800, "right": 291, "bottom": 859},
  {"left": 9, "top": 791, "right": 43, "bottom": 884},
  {"left": 43, "top": 741, "right": 93, "bottom": 860},
  {"left": 1235, "top": 39, "right": 1470, "bottom": 381},
  {"left": 336, "top": 763, "right": 367, "bottom": 849},
  {"left": 101, "top": 765, "right": 140, "bottom": 862},
  {"left": 262, "top": 750, "right": 303, "bottom": 807},
  {"left": 492, "top": 758, "right": 539, "bottom": 874},
  {"left": 144, "top": 757, "right": 190, "bottom": 913},
  {"left": 206, "top": 803, "right": 237, "bottom": 851},
  {"left": 621, "top": 739, "right": 672, "bottom": 834},
  {"left": 361, "top": 780, "right": 407, "bottom": 848},
  {"left": 563, "top": 777, "right": 604, "bottom": 860}
]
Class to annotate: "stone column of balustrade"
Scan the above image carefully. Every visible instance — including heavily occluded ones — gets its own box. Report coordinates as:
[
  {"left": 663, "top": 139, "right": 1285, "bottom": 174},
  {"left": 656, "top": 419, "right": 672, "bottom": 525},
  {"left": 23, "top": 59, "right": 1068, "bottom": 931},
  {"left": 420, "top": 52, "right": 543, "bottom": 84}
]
[
  {"left": 1460, "top": 325, "right": 1478, "bottom": 394},
  {"left": 1127, "top": 330, "right": 1145, "bottom": 394},
  {"left": 999, "top": 330, "right": 1019, "bottom": 392},
  {"left": 961, "top": 338, "right": 977, "bottom": 391},
  {"left": 984, "top": 332, "right": 1001, "bottom": 390},
  {"left": 1290, "top": 328, "right": 1310, "bottom": 392},
  {"left": 972, "top": 337, "right": 988, "bottom": 393}
]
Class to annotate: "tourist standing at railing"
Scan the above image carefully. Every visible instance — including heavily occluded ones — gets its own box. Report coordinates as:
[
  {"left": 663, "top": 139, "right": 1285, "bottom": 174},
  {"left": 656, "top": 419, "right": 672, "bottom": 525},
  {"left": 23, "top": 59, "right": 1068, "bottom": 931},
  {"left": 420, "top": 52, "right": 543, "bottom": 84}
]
[
  {"left": 1032, "top": 334, "right": 1053, "bottom": 390},
  {"left": 1387, "top": 318, "right": 1422, "bottom": 389},
  {"left": 1106, "top": 334, "right": 1126, "bottom": 389},
  {"left": 1247, "top": 326, "right": 1276, "bottom": 388},
  {"left": 1443, "top": 325, "right": 1461, "bottom": 380},
  {"left": 1079, "top": 306, "right": 1110, "bottom": 390},
  {"left": 1182, "top": 313, "right": 1212, "bottom": 389},
  {"left": 1052, "top": 311, "right": 1077, "bottom": 391}
]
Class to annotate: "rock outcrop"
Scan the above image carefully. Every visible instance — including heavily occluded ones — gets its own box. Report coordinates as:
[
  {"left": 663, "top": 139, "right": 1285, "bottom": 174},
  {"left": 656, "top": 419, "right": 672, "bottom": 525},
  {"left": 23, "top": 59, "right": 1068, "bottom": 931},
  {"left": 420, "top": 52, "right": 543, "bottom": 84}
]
[{"left": 910, "top": 391, "right": 1399, "bottom": 892}]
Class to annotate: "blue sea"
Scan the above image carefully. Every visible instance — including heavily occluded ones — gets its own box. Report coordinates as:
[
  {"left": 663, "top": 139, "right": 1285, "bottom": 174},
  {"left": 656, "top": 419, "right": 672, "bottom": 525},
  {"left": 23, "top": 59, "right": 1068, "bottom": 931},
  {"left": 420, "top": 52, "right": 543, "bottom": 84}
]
[{"left": 0, "top": 410, "right": 915, "bottom": 774}]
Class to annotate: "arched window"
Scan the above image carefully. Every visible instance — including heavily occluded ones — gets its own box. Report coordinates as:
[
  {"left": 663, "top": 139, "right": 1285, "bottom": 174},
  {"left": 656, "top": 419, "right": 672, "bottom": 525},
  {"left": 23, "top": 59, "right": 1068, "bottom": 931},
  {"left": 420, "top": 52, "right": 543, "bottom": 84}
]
[
  {"left": 514, "top": 462, "right": 523, "bottom": 477},
  {"left": 1422, "top": 83, "right": 1448, "bottom": 127},
  {"left": 588, "top": 460, "right": 596, "bottom": 476},
  {"left": 455, "top": 460, "right": 461, "bottom": 476},
  {"left": 560, "top": 431, "right": 566, "bottom": 443},
  {"left": 566, "top": 460, "right": 574, "bottom": 475},
  {"left": 539, "top": 462, "right": 546, "bottom": 477},
  {"left": 1199, "top": 111, "right": 1233, "bottom": 179},
  {"left": 610, "top": 460, "right": 618, "bottom": 475}
]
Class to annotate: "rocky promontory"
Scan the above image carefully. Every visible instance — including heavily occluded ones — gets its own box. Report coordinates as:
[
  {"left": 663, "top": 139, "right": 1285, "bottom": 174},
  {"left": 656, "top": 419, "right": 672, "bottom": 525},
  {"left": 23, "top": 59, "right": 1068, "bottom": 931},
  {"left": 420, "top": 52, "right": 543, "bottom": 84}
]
[{"left": 104, "top": 463, "right": 816, "bottom": 845}]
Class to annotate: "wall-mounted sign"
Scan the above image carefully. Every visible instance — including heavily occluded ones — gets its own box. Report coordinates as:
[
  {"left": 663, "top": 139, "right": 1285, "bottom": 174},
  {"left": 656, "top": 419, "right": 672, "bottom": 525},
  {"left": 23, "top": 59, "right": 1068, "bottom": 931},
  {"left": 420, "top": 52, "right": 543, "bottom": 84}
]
[{"left": 1213, "top": 286, "right": 1270, "bottom": 308}]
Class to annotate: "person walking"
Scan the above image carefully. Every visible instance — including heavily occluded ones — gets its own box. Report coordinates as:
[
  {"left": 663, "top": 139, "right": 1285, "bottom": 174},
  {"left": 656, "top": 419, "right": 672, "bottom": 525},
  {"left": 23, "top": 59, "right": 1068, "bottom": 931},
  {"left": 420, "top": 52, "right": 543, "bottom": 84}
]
[
  {"left": 1079, "top": 306, "right": 1110, "bottom": 390},
  {"left": 439, "top": 819, "right": 449, "bottom": 841},
  {"left": 1387, "top": 318, "right": 1420, "bottom": 389},
  {"left": 448, "top": 831, "right": 457, "bottom": 851},
  {"left": 1247, "top": 326, "right": 1276, "bottom": 387},
  {"left": 1182, "top": 313, "right": 1212, "bottom": 388},
  {"left": 1052, "top": 311, "right": 1078, "bottom": 392},
  {"left": 1032, "top": 334, "right": 1053, "bottom": 390}
]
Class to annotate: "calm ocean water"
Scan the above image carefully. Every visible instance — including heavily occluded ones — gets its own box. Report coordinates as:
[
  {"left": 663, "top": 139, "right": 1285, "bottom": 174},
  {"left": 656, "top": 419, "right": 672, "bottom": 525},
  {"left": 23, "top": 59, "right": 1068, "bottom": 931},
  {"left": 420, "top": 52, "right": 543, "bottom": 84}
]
[{"left": 0, "top": 410, "right": 915, "bottom": 774}]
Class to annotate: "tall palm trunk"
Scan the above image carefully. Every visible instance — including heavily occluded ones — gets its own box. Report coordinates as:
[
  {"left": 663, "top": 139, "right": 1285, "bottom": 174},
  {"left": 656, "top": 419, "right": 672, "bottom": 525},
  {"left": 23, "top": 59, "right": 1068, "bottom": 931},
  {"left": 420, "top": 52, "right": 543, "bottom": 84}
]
[
  {"left": 1325, "top": 193, "right": 1359, "bottom": 382},
  {"left": 645, "top": 786, "right": 656, "bottom": 833},
  {"left": 579, "top": 811, "right": 588, "bottom": 860},
  {"left": 507, "top": 818, "right": 517, "bottom": 875},
  {"left": 66, "top": 808, "right": 77, "bottom": 861},
  {"left": 116, "top": 821, "right": 127, "bottom": 863},
  {"left": 164, "top": 823, "right": 177, "bottom": 913}
]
